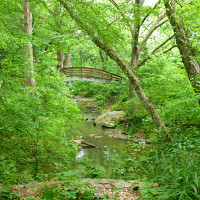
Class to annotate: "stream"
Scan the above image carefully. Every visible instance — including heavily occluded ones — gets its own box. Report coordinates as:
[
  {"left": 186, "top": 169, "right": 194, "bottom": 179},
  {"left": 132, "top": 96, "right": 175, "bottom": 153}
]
[
  {"left": 75, "top": 121, "right": 128, "bottom": 165},
  {"left": 73, "top": 96, "right": 128, "bottom": 166}
]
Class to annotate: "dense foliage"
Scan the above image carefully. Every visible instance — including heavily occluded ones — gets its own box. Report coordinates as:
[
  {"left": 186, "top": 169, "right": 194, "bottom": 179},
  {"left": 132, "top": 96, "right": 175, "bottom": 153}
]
[
  {"left": 0, "top": 0, "right": 80, "bottom": 184},
  {"left": 0, "top": 0, "right": 200, "bottom": 199}
]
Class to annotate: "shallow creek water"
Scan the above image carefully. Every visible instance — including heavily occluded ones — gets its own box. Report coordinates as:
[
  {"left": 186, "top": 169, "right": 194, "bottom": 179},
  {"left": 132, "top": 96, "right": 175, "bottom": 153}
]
[
  {"left": 75, "top": 120, "right": 128, "bottom": 165},
  {"left": 73, "top": 101, "right": 128, "bottom": 166}
]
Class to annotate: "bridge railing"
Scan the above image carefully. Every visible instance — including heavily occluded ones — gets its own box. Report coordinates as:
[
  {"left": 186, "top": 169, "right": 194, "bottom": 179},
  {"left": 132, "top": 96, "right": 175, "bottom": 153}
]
[{"left": 63, "top": 67, "right": 123, "bottom": 81}]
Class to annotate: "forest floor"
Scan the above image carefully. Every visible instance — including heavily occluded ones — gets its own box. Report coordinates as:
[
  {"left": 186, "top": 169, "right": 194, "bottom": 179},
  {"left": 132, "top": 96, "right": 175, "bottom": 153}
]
[{"left": 6, "top": 179, "right": 142, "bottom": 199}]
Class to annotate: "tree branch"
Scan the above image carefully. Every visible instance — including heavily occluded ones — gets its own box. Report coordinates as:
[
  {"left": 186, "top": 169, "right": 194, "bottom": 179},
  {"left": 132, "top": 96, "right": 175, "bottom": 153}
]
[
  {"left": 107, "top": 16, "right": 121, "bottom": 27},
  {"left": 140, "top": 1, "right": 160, "bottom": 27},
  {"left": 40, "top": 0, "right": 58, "bottom": 17},
  {"left": 163, "top": 45, "right": 177, "bottom": 54},
  {"left": 0, "top": 18, "right": 15, "bottom": 35},
  {"left": 138, "top": 34, "right": 174, "bottom": 67},
  {"left": 40, "top": 16, "right": 54, "bottom": 28},
  {"left": 109, "top": 0, "right": 134, "bottom": 37},
  {"left": 139, "top": 14, "right": 167, "bottom": 54}
]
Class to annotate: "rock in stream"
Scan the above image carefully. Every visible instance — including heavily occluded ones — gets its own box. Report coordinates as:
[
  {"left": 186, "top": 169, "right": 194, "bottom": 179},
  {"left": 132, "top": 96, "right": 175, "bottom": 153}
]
[{"left": 94, "top": 111, "right": 126, "bottom": 128}]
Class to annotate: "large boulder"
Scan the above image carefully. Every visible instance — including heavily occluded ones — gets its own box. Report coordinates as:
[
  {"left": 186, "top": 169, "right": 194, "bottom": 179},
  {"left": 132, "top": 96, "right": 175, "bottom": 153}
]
[{"left": 94, "top": 111, "right": 126, "bottom": 128}]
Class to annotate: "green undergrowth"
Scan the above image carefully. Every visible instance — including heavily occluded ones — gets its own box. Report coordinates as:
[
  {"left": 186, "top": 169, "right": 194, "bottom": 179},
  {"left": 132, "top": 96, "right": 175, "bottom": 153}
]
[
  {"left": 0, "top": 62, "right": 81, "bottom": 185},
  {"left": 0, "top": 187, "right": 21, "bottom": 200},
  {"left": 68, "top": 79, "right": 128, "bottom": 106},
  {"left": 104, "top": 126, "right": 200, "bottom": 199}
]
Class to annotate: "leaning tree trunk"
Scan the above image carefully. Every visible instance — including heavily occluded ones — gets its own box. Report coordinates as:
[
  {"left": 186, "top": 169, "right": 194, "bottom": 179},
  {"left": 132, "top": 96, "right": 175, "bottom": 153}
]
[
  {"left": 24, "top": 0, "right": 35, "bottom": 86},
  {"left": 92, "top": 37, "right": 166, "bottom": 129},
  {"left": 164, "top": 0, "right": 200, "bottom": 94},
  {"left": 57, "top": 0, "right": 166, "bottom": 129}
]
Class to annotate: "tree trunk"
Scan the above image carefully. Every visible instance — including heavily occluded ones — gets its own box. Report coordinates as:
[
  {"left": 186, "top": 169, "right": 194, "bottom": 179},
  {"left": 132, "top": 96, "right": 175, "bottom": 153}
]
[
  {"left": 164, "top": 0, "right": 200, "bottom": 94},
  {"left": 92, "top": 37, "right": 166, "bottom": 128},
  {"left": 24, "top": 0, "right": 35, "bottom": 86},
  {"left": 129, "top": 43, "right": 139, "bottom": 99},
  {"left": 129, "top": 0, "right": 140, "bottom": 99},
  {"left": 33, "top": 45, "right": 37, "bottom": 64},
  {"left": 64, "top": 50, "right": 72, "bottom": 67},
  {"left": 79, "top": 50, "right": 83, "bottom": 66},
  {"left": 129, "top": 82, "right": 135, "bottom": 99},
  {"left": 57, "top": 49, "right": 63, "bottom": 70},
  {"left": 99, "top": 49, "right": 107, "bottom": 70}
]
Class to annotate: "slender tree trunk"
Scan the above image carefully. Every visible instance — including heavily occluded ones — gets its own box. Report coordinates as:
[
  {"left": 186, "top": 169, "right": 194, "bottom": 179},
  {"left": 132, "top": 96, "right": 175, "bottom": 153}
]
[
  {"left": 63, "top": 29, "right": 78, "bottom": 67},
  {"left": 34, "top": 128, "right": 40, "bottom": 179},
  {"left": 99, "top": 49, "right": 107, "bottom": 70},
  {"left": 33, "top": 45, "right": 37, "bottom": 64},
  {"left": 64, "top": 50, "right": 72, "bottom": 67},
  {"left": 164, "top": 0, "right": 200, "bottom": 94},
  {"left": 24, "top": 0, "right": 35, "bottom": 86},
  {"left": 57, "top": 49, "right": 63, "bottom": 70},
  {"left": 79, "top": 50, "right": 83, "bottom": 66},
  {"left": 129, "top": 0, "right": 140, "bottom": 99}
]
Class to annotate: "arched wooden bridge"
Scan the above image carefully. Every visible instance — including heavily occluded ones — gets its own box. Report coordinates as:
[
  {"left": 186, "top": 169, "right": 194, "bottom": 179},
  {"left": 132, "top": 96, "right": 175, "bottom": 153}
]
[{"left": 63, "top": 67, "right": 123, "bottom": 83}]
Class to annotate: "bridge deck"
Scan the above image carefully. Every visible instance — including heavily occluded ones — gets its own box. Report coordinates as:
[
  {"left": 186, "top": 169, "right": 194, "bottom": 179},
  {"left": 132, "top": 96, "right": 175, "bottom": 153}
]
[{"left": 63, "top": 67, "right": 123, "bottom": 81}]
